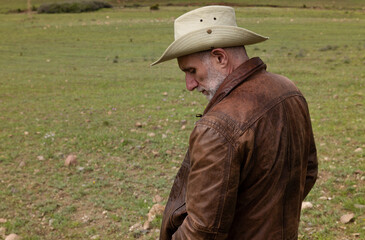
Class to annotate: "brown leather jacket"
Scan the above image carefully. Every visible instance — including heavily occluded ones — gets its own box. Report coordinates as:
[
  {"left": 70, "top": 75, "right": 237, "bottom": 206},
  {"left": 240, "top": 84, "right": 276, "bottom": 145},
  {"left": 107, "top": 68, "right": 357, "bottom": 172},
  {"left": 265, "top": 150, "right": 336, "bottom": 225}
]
[{"left": 160, "top": 57, "right": 318, "bottom": 240}]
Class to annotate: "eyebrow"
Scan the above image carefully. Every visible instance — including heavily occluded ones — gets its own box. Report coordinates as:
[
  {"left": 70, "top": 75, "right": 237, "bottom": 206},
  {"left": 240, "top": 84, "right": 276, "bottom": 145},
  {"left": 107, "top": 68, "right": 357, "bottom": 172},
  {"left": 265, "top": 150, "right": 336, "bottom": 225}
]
[{"left": 181, "top": 67, "right": 194, "bottom": 72}]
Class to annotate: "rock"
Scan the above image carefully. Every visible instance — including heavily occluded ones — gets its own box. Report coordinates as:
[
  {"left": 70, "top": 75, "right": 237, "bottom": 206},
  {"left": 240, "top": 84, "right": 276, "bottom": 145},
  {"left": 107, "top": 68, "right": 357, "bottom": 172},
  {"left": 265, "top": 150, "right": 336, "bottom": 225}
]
[
  {"left": 81, "top": 215, "right": 89, "bottom": 223},
  {"left": 162, "top": 92, "right": 168, "bottom": 96},
  {"left": 5, "top": 233, "right": 21, "bottom": 240},
  {"left": 147, "top": 204, "right": 165, "bottom": 222},
  {"left": 181, "top": 125, "right": 186, "bottom": 130},
  {"left": 135, "top": 122, "right": 142, "bottom": 128},
  {"left": 301, "top": 202, "right": 313, "bottom": 210},
  {"left": 181, "top": 120, "right": 187, "bottom": 125},
  {"left": 0, "top": 218, "right": 7, "bottom": 223},
  {"left": 340, "top": 213, "right": 355, "bottom": 224},
  {"left": 153, "top": 195, "right": 163, "bottom": 203},
  {"left": 64, "top": 154, "right": 77, "bottom": 166},
  {"left": 354, "top": 204, "right": 365, "bottom": 209},
  {"left": 90, "top": 235, "right": 100, "bottom": 240},
  {"left": 147, "top": 132, "right": 155, "bottom": 137},
  {"left": 37, "top": 155, "right": 45, "bottom": 161},
  {"left": 142, "top": 220, "right": 150, "bottom": 230},
  {"left": 48, "top": 219, "right": 55, "bottom": 226},
  {"left": 129, "top": 222, "right": 142, "bottom": 232},
  {"left": 354, "top": 147, "right": 363, "bottom": 153},
  {"left": 18, "top": 161, "right": 25, "bottom": 168}
]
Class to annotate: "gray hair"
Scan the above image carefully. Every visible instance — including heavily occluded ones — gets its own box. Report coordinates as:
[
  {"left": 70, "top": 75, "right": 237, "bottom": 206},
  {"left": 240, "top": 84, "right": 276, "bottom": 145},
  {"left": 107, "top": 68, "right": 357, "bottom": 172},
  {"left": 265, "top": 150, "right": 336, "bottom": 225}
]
[{"left": 195, "top": 46, "right": 248, "bottom": 65}]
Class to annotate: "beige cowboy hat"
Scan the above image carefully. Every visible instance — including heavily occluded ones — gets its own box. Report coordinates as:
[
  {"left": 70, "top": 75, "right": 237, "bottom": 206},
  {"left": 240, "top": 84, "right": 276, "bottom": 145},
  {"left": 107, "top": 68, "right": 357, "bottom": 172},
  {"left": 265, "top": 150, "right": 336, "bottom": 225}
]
[{"left": 151, "top": 5, "right": 268, "bottom": 66}]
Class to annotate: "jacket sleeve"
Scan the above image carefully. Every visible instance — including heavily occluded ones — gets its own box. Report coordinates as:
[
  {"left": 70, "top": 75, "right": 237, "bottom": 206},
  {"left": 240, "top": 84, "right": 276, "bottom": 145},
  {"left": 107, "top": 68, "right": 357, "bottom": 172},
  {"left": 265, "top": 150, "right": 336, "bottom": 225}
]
[
  {"left": 172, "top": 122, "right": 246, "bottom": 239},
  {"left": 303, "top": 130, "right": 318, "bottom": 199}
]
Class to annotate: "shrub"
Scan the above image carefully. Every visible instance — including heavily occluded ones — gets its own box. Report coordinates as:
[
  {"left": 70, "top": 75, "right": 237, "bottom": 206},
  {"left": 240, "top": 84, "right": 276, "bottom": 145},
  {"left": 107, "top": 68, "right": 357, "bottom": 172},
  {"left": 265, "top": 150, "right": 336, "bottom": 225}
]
[
  {"left": 150, "top": 4, "right": 159, "bottom": 11},
  {"left": 37, "top": 1, "right": 112, "bottom": 14}
]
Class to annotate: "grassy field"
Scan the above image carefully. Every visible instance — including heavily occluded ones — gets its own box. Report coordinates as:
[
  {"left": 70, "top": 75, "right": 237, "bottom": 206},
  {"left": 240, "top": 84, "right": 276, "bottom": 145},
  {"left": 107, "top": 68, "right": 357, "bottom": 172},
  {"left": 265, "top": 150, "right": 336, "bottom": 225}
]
[
  {"left": 0, "top": 1, "right": 364, "bottom": 239},
  {"left": 0, "top": 0, "right": 364, "bottom": 13}
]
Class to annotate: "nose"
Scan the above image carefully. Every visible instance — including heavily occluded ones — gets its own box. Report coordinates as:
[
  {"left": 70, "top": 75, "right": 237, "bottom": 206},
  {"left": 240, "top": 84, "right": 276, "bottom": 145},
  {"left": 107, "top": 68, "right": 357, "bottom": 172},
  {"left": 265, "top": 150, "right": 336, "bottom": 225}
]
[{"left": 185, "top": 74, "right": 198, "bottom": 91}]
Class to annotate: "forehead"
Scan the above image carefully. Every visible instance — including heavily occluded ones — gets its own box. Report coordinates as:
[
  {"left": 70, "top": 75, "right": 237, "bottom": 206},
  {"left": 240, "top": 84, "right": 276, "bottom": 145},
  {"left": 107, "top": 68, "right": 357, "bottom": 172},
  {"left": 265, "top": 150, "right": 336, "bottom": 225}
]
[{"left": 177, "top": 53, "right": 204, "bottom": 71}]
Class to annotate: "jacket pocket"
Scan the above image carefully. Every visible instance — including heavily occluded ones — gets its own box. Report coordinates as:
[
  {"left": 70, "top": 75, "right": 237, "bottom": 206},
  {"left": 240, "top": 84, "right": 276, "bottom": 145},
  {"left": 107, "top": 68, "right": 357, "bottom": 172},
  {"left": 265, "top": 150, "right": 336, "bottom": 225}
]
[{"left": 170, "top": 203, "right": 187, "bottom": 229}]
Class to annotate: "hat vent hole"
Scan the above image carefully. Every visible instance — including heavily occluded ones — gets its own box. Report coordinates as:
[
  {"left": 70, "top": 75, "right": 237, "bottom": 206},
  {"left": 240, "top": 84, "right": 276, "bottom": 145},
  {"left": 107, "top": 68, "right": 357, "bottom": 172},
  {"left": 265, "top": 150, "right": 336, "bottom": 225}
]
[
  {"left": 200, "top": 19, "right": 203, "bottom": 22},
  {"left": 214, "top": 17, "right": 217, "bottom": 20}
]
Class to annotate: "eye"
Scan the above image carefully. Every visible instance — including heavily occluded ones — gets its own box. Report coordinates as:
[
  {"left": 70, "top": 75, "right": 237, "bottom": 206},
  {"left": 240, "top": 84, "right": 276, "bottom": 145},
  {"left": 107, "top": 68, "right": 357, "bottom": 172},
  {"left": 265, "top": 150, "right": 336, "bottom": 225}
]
[{"left": 189, "top": 68, "right": 196, "bottom": 74}]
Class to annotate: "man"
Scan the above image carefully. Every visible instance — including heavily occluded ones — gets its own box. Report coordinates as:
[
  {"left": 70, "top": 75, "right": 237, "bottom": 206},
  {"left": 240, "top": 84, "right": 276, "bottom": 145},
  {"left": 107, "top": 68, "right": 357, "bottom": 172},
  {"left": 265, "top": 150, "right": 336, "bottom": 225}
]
[{"left": 151, "top": 5, "right": 318, "bottom": 240}]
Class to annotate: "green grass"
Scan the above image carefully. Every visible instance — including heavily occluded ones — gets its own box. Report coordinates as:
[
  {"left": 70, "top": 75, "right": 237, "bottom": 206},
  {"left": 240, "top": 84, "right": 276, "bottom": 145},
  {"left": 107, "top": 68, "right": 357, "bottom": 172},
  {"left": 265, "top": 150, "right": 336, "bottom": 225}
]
[
  {"left": 0, "top": 0, "right": 364, "bottom": 13},
  {"left": 0, "top": 2, "right": 364, "bottom": 239}
]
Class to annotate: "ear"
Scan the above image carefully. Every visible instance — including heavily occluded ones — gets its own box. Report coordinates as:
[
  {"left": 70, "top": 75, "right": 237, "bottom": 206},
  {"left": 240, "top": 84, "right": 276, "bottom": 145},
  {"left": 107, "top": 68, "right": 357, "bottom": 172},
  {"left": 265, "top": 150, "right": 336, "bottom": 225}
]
[{"left": 210, "top": 48, "right": 229, "bottom": 68}]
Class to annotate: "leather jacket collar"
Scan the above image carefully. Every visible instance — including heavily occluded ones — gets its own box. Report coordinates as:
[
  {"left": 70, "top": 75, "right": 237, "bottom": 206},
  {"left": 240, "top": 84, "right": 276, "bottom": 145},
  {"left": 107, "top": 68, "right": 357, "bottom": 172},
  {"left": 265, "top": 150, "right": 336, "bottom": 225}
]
[{"left": 204, "top": 57, "right": 267, "bottom": 115}]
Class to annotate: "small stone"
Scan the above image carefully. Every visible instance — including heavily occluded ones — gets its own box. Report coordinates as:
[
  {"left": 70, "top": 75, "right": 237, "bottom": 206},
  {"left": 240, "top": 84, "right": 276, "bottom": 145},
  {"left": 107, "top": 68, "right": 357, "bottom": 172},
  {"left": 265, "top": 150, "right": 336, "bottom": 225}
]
[
  {"left": 5, "top": 233, "right": 21, "bottom": 240},
  {"left": 91, "top": 235, "right": 100, "bottom": 239},
  {"left": 354, "top": 204, "right": 365, "bottom": 209},
  {"left": 24, "top": 131, "right": 29, "bottom": 135},
  {"left": 165, "top": 150, "right": 172, "bottom": 155},
  {"left": 37, "top": 155, "right": 45, "bottom": 161},
  {"left": 64, "top": 154, "right": 77, "bottom": 166},
  {"left": 18, "top": 161, "right": 25, "bottom": 168},
  {"left": 181, "top": 120, "right": 187, "bottom": 125},
  {"left": 354, "top": 147, "right": 363, "bottom": 153},
  {"left": 162, "top": 134, "right": 167, "bottom": 139},
  {"left": 148, "top": 132, "right": 155, "bottom": 137},
  {"left": 301, "top": 202, "right": 313, "bottom": 210},
  {"left": 352, "top": 233, "right": 360, "bottom": 237},
  {"left": 162, "top": 92, "right": 168, "bottom": 96},
  {"left": 81, "top": 215, "right": 89, "bottom": 223},
  {"left": 147, "top": 204, "right": 165, "bottom": 222},
  {"left": 181, "top": 125, "right": 186, "bottom": 130},
  {"left": 48, "top": 219, "right": 54, "bottom": 226},
  {"left": 77, "top": 166, "right": 84, "bottom": 172},
  {"left": 0, "top": 218, "right": 7, "bottom": 223},
  {"left": 143, "top": 220, "right": 150, "bottom": 230},
  {"left": 135, "top": 122, "right": 142, "bottom": 128},
  {"left": 129, "top": 222, "right": 142, "bottom": 232},
  {"left": 153, "top": 194, "right": 163, "bottom": 203},
  {"left": 340, "top": 213, "right": 355, "bottom": 224}
]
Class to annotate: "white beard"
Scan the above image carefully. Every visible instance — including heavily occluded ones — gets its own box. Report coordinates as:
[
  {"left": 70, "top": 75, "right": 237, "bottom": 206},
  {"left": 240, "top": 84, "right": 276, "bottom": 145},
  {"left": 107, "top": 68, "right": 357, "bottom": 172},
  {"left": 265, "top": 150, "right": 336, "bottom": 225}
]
[{"left": 198, "top": 64, "right": 228, "bottom": 100}]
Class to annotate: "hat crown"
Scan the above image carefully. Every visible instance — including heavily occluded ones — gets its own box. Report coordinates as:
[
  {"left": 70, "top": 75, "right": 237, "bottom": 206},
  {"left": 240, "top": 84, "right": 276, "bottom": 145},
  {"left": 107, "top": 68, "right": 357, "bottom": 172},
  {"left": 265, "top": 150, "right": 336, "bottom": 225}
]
[{"left": 174, "top": 6, "right": 237, "bottom": 40}]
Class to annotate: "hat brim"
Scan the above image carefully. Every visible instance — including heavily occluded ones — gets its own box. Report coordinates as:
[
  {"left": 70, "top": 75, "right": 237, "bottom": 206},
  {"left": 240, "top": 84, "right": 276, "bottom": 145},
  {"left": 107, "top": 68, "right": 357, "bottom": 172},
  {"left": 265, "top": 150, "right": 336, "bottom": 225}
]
[{"left": 151, "top": 25, "right": 268, "bottom": 66}]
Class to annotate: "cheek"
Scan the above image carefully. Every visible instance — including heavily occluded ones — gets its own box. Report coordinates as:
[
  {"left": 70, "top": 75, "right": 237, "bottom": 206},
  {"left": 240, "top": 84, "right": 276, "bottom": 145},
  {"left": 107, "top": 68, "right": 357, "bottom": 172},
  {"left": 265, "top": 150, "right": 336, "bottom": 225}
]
[{"left": 196, "top": 71, "right": 208, "bottom": 83}]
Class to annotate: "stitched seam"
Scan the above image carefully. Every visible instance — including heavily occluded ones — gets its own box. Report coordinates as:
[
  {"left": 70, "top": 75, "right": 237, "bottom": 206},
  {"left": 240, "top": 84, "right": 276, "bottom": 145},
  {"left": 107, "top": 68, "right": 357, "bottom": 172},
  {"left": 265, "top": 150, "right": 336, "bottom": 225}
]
[
  {"left": 213, "top": 144, "right": 232, "bottom": 233},
  {"left": 196, "top": 117, "right": 242, "bottom": 152},
  {"left": 188, "top": 126, "right": 235, "bottom": 236},
  {"left": 241, "top": 92, "right": 303, "bottom": 132}
]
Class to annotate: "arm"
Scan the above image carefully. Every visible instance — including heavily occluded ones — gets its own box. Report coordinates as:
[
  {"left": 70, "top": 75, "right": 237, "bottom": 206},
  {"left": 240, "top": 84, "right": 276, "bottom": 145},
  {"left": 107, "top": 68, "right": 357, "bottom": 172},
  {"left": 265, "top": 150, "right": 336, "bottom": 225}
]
[
  {"left": 303, "top": 133, "right": 318, "bottom": 199},
  {"left": 172, "top": 123, "right": 243, "bottom": 239}
]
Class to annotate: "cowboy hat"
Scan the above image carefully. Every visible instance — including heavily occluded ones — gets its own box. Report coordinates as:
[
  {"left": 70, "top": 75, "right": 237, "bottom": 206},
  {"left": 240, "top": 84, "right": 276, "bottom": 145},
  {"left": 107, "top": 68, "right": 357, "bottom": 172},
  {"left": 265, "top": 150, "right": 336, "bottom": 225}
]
[{"left": 151, "top": 5, "right": 268, "bottom": 66}]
